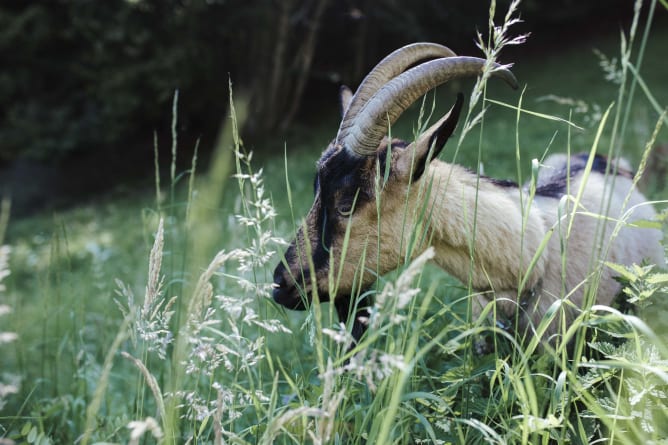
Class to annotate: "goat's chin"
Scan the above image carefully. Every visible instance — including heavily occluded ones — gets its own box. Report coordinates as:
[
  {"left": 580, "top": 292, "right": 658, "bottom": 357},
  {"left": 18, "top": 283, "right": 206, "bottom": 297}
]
[
  {"left": 273, "top": 294, "right": 308, "bottom": 310},
  {"left": 272, "top": 285, "right": 332, "bottom": 311},
  {"left": 272, "top": 286, "right": 306, "bottom": 310}
]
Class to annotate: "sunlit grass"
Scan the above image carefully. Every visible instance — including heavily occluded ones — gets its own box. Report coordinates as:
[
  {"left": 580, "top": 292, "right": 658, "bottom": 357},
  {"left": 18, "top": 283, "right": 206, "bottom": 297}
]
[{"left": 2, "top": 1, "right": 668, "bottom": 443}]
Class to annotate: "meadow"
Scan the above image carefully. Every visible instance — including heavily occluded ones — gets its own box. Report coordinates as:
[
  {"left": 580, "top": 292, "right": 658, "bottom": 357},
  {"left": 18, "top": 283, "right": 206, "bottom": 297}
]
[{"left": 2, "top": 2, "right": 668, "bottom": 444}]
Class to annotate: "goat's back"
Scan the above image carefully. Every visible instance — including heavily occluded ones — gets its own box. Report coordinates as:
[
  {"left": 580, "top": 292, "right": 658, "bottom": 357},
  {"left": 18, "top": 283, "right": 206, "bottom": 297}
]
[{"left": 525, "top": 153, "right": 664, "bottom": 332}]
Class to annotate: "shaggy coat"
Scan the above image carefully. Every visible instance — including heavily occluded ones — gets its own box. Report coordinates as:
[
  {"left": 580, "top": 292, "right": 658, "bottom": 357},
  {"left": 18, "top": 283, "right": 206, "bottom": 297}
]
[{"left": 272, "top": 42, "right": 665, "bottom": 345}]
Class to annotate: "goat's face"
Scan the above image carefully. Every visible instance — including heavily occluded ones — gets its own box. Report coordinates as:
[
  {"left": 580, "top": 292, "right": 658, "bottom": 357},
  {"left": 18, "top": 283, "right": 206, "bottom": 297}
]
[
  {"left": 272, "top": 140, "right": 379, "bottom": 310},
  {"left": 272, "top": 137, "right": 409, "bottom": 310},
  {"left": 271, "top": 43, "right": 517, "bottom": 323}
]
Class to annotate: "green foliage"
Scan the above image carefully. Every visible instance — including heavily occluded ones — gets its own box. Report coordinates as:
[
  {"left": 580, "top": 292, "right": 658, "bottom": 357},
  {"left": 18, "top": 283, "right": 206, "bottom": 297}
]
[
  {"left": 583, "top": 338, "right": 668, "bottom": 442},
  {"left": 0, "top": 0, "right": 639, "bottom": 165},
  {"left": 1, "top": 1, "right": 668, "bottom": 444},
  {"left": 0, "top": 199, "right": 19, "bottom": 418},
  {"left": 0, "top": 0, "right": 230, "bottom": 161},
  {"left": 607, "top": 262, "right": 668, "bottom": 309}
]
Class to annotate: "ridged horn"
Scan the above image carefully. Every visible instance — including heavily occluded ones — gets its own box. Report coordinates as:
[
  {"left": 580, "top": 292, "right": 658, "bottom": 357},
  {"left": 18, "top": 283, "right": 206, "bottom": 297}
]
[
  {"left": 339, "top": 56, "right": 518, "bottom": 157},
  {"left": 340, "top": 43, "right": 456, "bottom": 129}
]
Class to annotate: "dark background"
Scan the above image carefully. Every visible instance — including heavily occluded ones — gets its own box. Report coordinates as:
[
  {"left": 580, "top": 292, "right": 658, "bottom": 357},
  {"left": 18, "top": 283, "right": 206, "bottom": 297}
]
[{"left": 0, "top": 0, "right": 661, "bottom": 214}]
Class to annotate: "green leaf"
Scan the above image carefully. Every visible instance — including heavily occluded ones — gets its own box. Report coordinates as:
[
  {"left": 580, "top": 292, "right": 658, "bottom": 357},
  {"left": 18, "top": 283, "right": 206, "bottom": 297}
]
[
  {"left": 627, "top": 219, "right": 663, "bottom": 230},
  {"left": 21, "top": 422, "right": 32, "bottom": 436},
  {"left": 605, "top": 262, "right": 637, "bottom": 282},
  {"left": 27, "top": 426, "right": 37, "bottom": 443},
  {"left": 648, "top": 273, "right": 668, "bottom": 285}
]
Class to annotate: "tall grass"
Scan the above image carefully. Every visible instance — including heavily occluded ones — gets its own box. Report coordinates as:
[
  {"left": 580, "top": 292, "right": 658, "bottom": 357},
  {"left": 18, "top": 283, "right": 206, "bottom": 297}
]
[
  {"left": 0, "top": 198, "right": 19, "bottom": 415},
  {"left": 1, "top": 0, "right": 668, "bottom": 443}
]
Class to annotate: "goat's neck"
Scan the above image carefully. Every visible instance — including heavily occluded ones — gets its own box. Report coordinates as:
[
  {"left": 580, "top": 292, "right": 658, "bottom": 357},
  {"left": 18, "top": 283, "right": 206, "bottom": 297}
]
[{"left": 414, "top": 161, "right": 546, "bottom": 293}]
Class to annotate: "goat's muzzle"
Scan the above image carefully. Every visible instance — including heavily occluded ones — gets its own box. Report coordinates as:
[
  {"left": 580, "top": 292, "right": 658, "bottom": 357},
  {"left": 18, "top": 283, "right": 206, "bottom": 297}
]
[{"left": 272, "top": 261, "right": 306, "bottom": 310}]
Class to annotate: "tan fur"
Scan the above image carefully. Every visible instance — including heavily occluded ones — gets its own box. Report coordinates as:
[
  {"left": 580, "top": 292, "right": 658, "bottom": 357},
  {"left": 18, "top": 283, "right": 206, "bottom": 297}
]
[
  {"left": 318, "top": 152, "right": 664, "bottom": 341},
  {"left": 274, "top": 43, "right": 665, "bottom": 345}
]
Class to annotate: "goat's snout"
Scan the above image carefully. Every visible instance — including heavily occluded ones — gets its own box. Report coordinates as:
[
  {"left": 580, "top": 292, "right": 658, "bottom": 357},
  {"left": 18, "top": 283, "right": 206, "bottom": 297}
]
[
  {"left": 272, "top": 262, "right": 308, "bottom": 310},
  {"left": 272, "top": 266, "right": 287, "bottom": 295}
]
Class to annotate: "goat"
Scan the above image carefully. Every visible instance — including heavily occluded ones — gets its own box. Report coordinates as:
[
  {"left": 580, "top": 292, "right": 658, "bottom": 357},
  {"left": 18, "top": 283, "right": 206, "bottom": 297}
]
[{"left": 272, "top": 42, "right": 665, "bottom": 346}]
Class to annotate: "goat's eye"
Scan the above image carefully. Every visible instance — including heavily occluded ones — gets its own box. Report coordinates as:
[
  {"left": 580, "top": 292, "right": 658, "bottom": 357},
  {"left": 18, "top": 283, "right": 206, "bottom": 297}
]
[{"left": 337, "top": 203, "right": 354, "bottom": 217}]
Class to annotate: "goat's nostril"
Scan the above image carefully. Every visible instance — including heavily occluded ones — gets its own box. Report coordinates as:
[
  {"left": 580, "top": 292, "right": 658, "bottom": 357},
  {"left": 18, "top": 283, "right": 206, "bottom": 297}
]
[{"left": 272, "top": 262, "right": 312, "bottom": 310}]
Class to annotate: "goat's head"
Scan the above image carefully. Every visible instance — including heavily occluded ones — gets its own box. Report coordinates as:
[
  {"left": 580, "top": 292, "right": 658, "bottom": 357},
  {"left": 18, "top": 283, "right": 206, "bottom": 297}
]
[{"left": 272, "top": 43, "right": 518, "bottom": 333}]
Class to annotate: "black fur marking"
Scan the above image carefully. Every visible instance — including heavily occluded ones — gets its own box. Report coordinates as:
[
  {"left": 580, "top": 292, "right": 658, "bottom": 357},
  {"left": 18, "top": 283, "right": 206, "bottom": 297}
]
[
  {"left": 428, "top": 93, "right": 465, "bottom": 155},
  {"left": 277, "top": 145, "right": 377, "bottom": 310},
  {"left": 272, "top": 247, "right": 311, "bottom": 310},
  {"left": 412, "top": 93, "right": 464, "bottom": 182},
  {"left": 309, "top": 148, "right": 372, "bottom": 282},
  {"left": 586, "top": 153, "right": 610, "bottom": 175},
  {"left": 534, "top": 182, "right": 566, "bottom": 198},
  {"left": 460, "top": 153, "right": 632, "bottom": 199},
  {"left": 307, "top": 145, "right": 388, "bottom": 307},
  {"left": 318, "top": 148, "right": 373, "bottom": 216},
  {"left": 534, "top": 153, "right": 630, "bottom": 198},
  {"left": 487, "top": 177, "right": 519, "bottom": 188},
  {"left": 312, "top": 205, "right": 331, "bottom": 275},
  {"left": 462, "top": 166, "right": 519, "bottom": 189}
]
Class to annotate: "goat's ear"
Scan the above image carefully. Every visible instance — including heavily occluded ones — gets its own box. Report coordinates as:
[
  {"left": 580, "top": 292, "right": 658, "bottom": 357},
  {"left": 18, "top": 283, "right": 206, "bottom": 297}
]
[
  {"left": 339, "top": 85, "right": 353, "bottom": 117},
  {"left": 397, "top": 93, "right": 464, "bottom": 181}
]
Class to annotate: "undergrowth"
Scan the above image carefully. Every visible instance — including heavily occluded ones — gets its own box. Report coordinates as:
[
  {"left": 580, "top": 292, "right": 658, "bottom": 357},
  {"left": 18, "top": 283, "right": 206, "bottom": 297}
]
[{"left": 2, "top": 0, "right": 668, "bottom": 444}]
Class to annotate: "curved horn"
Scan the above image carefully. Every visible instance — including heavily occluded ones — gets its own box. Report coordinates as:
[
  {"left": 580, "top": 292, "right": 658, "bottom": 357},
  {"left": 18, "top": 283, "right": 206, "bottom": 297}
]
[
  {"left": 341, "top": 43, "right": 456, "bottom": 127},
  {"left": 340, "top": 56, "right": 518, "bottom": 157}
]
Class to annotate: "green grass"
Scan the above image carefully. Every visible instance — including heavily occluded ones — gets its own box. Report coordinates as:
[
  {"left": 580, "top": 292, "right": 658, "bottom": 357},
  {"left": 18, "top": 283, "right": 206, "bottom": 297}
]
[{"left": 2, "top": 1, "right": 668, "bottom": 443}]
